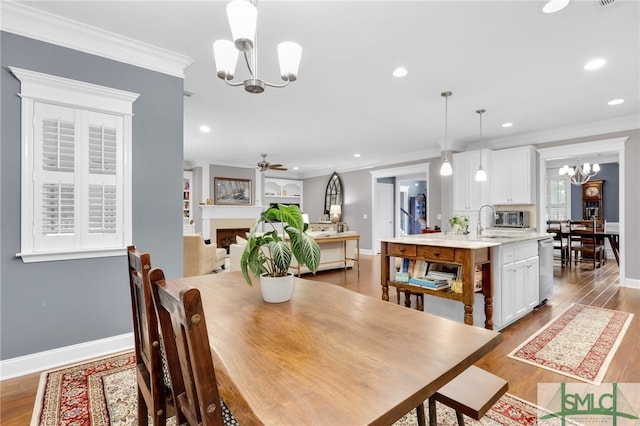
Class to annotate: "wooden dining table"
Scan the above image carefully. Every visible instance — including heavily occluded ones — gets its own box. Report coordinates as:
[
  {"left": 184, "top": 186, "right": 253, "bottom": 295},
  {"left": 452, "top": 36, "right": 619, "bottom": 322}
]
[
  {"left": 552, "top": 226, "right": 621, "bottom": 265},
  {"left": 175, "top": 271, "right": 502, "bottom": 425}
]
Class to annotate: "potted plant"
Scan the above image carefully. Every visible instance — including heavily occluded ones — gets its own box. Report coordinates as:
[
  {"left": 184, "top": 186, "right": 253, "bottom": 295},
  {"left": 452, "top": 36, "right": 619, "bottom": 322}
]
[
  {"left": 240, "top": 204, "right": 321, "bottom": 303},
  {"left": 449, "top": 215, "right": 469, "bottom": 235}
]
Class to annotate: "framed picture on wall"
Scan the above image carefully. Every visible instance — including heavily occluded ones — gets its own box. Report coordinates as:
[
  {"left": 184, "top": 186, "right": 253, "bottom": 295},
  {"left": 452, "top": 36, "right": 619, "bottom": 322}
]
[{"left": 214, "top": 177, "right": 252, "bottom": 205}]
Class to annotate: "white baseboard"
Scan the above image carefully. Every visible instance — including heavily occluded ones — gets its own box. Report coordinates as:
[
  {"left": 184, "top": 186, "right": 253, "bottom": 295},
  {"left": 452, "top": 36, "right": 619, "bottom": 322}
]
[
  {"left": 0, "top": 333, "right": 134, "bottom": 380},
  {"left": 622, "top": 277, "right": 640, "bottom": 289}
]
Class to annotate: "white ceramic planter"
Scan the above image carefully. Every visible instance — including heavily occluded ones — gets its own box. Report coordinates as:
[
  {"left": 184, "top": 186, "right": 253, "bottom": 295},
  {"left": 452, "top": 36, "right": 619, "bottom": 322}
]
[{"left": 260, "top": 273, "right": 294, "bottom": 303}]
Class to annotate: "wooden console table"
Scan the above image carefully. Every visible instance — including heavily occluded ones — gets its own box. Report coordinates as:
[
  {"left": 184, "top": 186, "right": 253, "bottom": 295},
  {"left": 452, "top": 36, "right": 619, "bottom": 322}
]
[
  {"left": 380, "top": 236, "right": 498, "bottom": 329},
  {"left": 295, "top": 232, "right": 360, "bottom": 276}
]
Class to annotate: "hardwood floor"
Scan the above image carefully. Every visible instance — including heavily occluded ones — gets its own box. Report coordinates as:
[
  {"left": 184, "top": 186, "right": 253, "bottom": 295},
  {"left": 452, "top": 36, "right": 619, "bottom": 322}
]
[{"left": 2, "top": 254, "right": 637, "bottom": 424}]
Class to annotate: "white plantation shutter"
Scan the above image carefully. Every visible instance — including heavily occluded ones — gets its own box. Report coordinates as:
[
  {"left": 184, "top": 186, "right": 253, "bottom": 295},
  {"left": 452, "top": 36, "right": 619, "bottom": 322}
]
[
  {"left": 33, "top": 103, "right": 79, "bottom": 251},
  {"left": 88, "top": 184, "right": 117, "bottom": 233},
  {"left": 31, "top": 103, "right": 124, "bottom": 252},
  {"left": 88, "top": 124, "right": 117, "bottom": 175},
  {"left": 42, "top": 118, "right": 75, "bottom": 172},
  {"left": 84, "top": 111, "right": 122, "bottom": 247},
  {"left": 41, "top": 183, "right": 75, "bottom": 234},
  {"left": 12, "top": 67, "right": 137, "bottom": 262},
  {"left": 546, "top": 174, "right": 570, "bottom": 220}
]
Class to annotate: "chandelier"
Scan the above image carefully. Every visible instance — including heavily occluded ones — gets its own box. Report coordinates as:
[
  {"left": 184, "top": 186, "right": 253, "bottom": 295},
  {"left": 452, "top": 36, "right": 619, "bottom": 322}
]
[
  {"left": 213, "top": 0, "right": 302, "bottom": 94},
  {"left": 559, "top": 159, "right": 600, "bottom": 185}
]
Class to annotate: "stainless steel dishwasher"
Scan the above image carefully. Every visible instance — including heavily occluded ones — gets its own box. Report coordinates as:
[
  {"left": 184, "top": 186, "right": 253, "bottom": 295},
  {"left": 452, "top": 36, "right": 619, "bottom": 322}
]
[{"left": 538, "top": 237, "right": 554, "bottom": 306}]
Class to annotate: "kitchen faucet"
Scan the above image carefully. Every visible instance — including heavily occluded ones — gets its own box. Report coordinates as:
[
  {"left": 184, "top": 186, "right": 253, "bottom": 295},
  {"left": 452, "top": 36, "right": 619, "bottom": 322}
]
[{"left": 477, "top": 204, "right": 496, "bottom": 236}]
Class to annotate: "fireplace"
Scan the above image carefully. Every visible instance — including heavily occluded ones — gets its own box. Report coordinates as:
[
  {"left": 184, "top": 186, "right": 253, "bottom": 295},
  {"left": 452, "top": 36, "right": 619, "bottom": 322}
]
[{"left": 216, "top": 228, "right": 250, "bottom": 253}]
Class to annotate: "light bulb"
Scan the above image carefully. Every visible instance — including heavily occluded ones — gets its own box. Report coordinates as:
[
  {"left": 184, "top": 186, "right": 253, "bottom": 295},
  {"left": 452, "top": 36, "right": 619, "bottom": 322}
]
[
  {"left": 440, "top": 160, "right": 453, "bottom": 176},
  {"left": 475, "top": 167, "right": 487, "bottom": 182}
]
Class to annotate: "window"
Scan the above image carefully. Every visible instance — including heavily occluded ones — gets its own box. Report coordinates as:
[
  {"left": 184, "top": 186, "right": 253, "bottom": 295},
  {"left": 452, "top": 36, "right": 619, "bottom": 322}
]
[
  {"left": 10, "top": 67, "right": 139, "bottom": 262},
  {"left": 546, "top": 172, "right": 570, "bottom": 221}
]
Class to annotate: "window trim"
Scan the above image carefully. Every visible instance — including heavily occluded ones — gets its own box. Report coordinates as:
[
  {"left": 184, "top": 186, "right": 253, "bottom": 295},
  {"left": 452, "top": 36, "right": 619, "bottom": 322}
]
[{"left": 10, "top": 67, "right": 139, "bottom": 263}]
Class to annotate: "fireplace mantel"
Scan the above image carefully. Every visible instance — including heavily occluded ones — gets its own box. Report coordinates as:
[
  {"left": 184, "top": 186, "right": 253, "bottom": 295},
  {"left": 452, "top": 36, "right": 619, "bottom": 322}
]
[
  {"left": 199, "top": 205, "right": 267, "bottom": 219},
  {"left": 198, "top": 205, "right": 266, "bottom": 240}
]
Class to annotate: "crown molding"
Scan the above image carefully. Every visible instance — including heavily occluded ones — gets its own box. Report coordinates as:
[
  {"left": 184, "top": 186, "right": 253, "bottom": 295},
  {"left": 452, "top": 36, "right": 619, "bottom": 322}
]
[
  {"left": 1, "top": 1, "right": 193, "bottom": 78},
  {"left": 484, "top": 114, "right": 640, "bottom": 151}
]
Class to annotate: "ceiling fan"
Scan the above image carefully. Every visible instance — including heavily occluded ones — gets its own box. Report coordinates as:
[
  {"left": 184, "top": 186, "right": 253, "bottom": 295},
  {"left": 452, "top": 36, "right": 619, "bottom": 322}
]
[{"left": 257, "top": 153, "right": 287, "bottom": 172}]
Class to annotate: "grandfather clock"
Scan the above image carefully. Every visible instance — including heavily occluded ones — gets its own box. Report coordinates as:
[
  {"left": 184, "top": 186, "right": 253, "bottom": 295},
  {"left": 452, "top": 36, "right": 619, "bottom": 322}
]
[{"left": 582, "top": 180, "right": 604, "bottom": 220}]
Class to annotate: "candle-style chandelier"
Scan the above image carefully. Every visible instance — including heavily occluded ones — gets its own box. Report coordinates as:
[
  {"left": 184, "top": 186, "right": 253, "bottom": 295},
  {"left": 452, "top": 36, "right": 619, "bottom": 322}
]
[
  {"left": 559, "top": 158, "right": 600, "bottom": 185},
  {"left": 213, "top": 0, "right": 302, "bottom": 94}
]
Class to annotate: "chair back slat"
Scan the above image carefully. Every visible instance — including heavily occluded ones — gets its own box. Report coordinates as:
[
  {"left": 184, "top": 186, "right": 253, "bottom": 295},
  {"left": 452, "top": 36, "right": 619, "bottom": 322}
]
[{"left": 150, "top": 267, "right": 225, "bottom": 426}]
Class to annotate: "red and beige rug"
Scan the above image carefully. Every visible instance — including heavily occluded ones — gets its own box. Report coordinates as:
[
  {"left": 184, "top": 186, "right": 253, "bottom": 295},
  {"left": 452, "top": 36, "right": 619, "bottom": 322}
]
[
  {"left": 508, "top": 303, "right": 633, "bottom": 385},
  {"left": 31, "top": 351, "right": 554, "bottom": 425}
]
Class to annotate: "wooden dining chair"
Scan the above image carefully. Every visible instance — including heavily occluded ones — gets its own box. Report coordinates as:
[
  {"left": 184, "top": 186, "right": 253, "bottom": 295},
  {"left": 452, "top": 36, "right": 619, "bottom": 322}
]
[
  {"left": 569, "top": 220, "right": 605, "bottom": 269},
  {"left": 149, "top": 267, "right": 238, "bottom": 426},
  {"left": 127, "top": 245, "right": 168, "bottom": 426},
  {"left": 546, "top": 220, "right": 569, "bottom": 267}
]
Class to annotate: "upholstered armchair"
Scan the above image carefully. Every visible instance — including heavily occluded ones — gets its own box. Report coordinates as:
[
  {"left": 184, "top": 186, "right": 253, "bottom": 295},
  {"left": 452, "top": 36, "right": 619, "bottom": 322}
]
[{"left": 183, "top": 234, "right": 226, "bottom": 277}]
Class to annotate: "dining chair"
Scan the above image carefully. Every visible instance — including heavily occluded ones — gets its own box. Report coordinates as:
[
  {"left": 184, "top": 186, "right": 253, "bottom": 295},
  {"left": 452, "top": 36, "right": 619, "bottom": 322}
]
[
  {"left": 149, "top": 267, "right": 238, "bottom": 426},
  {"left": 127, "top": 245, "right": 168, "bottom": 426},
  {"left": 546, "top": 220, "right": 569, "bottom": 267},
  {"left": 569, "top": 220, "right": 605, "bottom": 269}
]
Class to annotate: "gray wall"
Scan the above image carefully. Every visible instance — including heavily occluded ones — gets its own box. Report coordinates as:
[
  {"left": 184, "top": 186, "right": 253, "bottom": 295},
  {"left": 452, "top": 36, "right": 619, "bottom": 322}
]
[{"left": 1, "top": 32, "right": 184, "bottom": 360}]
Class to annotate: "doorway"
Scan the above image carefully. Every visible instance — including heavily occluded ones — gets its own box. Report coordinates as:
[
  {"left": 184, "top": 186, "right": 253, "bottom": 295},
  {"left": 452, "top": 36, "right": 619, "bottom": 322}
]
[
  {"left": 370, "top": 163, "right": 430, "bottom": 253},
  {"left": 537, "top": 137, "right": 626, "bottom": 281}
]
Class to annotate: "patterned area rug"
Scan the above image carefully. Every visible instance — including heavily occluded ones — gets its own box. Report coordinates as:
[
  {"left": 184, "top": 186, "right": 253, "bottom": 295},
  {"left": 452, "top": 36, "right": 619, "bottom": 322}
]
[
  {"left": 32, "top": 351, "right": 551, "bottom": 425},
  {"left": 508, "top": 303, "right": 633, "bottom": 385}
]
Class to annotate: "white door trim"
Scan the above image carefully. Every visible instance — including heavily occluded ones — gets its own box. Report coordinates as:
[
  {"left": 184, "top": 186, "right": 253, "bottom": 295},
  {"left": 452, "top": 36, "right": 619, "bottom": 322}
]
[{"left": 537, "top": 137, "right": 627, "bottom": 284}]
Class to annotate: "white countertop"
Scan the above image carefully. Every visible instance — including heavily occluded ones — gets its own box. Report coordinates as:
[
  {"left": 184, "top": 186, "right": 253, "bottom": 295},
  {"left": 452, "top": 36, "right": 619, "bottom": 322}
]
[{"left": 381, "top": 231, "right": 554, "bottom": 249}]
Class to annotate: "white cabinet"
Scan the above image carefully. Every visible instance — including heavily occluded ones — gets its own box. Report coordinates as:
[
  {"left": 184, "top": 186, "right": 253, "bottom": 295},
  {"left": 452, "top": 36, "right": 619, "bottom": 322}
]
[
  {"left": 264, "top": 178, "right": 303, "bottom": 209},
  {"left": 452, "top": 150, "right": 492, "bottom": 212},
  {"left": 498, "top": 240, "right": 539, "bottom": 327},
  {"left": 492, "top": 146, "right": 535, "bottom": 205},
  {"left": 183, "top": 171, "right": 195, "bottom": 234}
]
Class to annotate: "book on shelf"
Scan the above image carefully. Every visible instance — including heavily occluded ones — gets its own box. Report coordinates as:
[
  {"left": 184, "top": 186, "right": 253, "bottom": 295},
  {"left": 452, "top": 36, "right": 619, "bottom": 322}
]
[{"left": 408, "top": 276, "right": 450, "bottom": 289}]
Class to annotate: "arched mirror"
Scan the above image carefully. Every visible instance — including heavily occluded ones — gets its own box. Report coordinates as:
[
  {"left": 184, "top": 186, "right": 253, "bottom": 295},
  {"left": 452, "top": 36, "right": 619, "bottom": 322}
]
[{"left": 324, "top": 172, "right": 343, "bottom": 216}]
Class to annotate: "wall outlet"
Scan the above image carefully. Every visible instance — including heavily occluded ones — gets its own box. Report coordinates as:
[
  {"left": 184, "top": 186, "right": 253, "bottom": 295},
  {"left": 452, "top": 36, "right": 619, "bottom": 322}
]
[
  {"left": 437, "top": 213, "right": 442, "bottom": 220},
  {"left": 363, "top": 214, "right": 368, "bottom": 220}
]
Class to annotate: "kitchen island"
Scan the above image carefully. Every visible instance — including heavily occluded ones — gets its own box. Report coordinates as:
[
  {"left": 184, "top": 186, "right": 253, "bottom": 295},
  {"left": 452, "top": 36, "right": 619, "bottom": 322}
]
[{"left": 380, "top": 232, "right": 552, "bottom": 330}]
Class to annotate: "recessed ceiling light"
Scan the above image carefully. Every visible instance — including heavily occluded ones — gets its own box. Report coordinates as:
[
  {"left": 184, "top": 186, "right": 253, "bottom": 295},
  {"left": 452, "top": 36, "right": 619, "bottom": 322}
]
[
  {"left": 501, "top": 122, "right": 513, "bottom": 128},
  {"left": 354, "top": 153, "right": 361, "bottom": 158},
  {"left": 608, "top": 98, "right": 624, "bottom": 105},
  {"left": 293, "top": 166, "right": 299, "bottom": 170},
  {"left": 584, "top": 58, "right": 606, "bottom": 70},
  {"left": 542, "top": 0, "right": 570, "bottom": 14},
  {"left": 392, "top": 67, "right": 408, "bottom": 78},
  {"left": 199, "top": 125, "right": 211, "bottom": 133}
]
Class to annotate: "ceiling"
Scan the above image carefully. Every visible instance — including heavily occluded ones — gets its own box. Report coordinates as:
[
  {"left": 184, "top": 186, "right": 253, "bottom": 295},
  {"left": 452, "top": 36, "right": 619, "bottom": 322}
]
[{"left": 15, "top": 1, "right": 640, "bottom": 178}]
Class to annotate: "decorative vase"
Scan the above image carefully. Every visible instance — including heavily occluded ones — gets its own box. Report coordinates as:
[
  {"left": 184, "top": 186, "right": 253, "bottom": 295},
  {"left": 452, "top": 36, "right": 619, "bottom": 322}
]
[
  {"left": 260, "top": 273, "right": 295, "bottom": 303},
  {"left": 453, "top": 224, "right": 463, "bottom": 235}
]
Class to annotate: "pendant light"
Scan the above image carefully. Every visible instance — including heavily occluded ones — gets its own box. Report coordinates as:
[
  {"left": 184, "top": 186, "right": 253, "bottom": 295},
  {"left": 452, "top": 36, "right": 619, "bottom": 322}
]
[
  {"left": 439, "top": 91, "right": 453, "bottom": 176},
  {"left": 475, "top": 109, "right": 487, "bottom": 182}
]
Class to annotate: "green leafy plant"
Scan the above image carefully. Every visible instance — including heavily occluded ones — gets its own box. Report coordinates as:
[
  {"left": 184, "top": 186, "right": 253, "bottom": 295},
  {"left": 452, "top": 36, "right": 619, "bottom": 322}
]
[
  {"left": 449, "top": 215, "right": 470, "bottom": 234},
  {"left": 240, "top": 204, "right": 321, "bottom": 286}
]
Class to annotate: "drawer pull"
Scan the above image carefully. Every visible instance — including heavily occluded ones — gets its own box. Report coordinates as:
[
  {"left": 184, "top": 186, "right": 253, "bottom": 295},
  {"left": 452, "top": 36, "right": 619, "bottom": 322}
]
[{"left": 434, "top": 252, "right": 440, "bottom": 257}]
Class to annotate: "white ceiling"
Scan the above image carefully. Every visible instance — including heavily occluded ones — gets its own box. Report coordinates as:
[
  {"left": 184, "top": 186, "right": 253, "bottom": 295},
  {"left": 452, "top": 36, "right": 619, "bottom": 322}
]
[{"left": 16, "top": 0, "right": 640, "bottom": 178}]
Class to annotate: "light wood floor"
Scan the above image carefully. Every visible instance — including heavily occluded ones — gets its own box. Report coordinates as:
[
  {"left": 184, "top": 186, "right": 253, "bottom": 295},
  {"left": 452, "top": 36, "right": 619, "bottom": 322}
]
[{"left": 1, "top": 254, "right": 638, "bottom": 425}]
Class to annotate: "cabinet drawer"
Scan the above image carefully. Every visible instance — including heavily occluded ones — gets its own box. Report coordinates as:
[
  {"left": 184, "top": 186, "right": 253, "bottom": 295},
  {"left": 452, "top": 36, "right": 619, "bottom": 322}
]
[
  {"left": 387, "top": 243, "right": 417, "bottom": 257},
  {"left": 513, "top": 242, "right": 538, "bottom": 261},
  {"left": 417, "top": 246, "right": 455, "bottom": 262}
]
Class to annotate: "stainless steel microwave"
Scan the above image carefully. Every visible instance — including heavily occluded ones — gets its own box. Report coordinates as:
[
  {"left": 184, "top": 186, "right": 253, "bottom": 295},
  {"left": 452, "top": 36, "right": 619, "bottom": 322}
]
[{"left": 494, "top": 211, "right": 530, "bottom": 228}]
